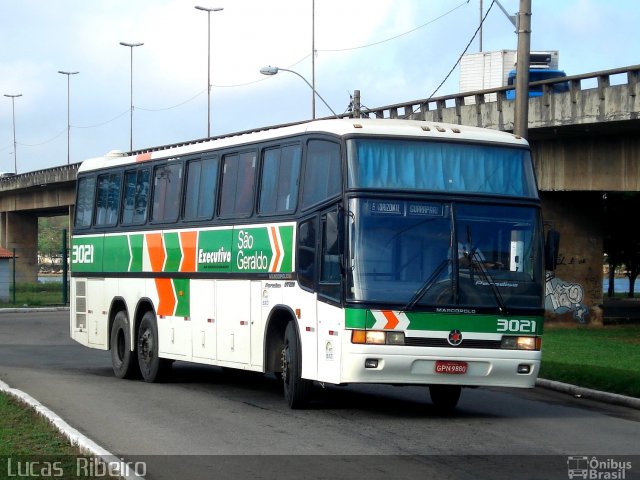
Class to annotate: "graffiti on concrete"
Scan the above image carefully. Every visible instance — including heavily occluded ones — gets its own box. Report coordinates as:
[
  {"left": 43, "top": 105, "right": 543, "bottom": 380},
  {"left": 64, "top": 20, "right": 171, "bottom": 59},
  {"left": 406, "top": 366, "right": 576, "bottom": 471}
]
[{"left": 545, "top": 272, "right": 589, "bottom": 323}]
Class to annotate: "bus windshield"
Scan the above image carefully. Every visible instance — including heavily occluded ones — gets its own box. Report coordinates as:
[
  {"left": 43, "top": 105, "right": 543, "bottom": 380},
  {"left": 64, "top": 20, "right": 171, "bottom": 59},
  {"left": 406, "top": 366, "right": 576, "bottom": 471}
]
[
  {"left": 347, "top": 138, "right": 538, "bottom": 198},
  {"left": 346, "top": 198, "right": 544, "bottom": 310}
]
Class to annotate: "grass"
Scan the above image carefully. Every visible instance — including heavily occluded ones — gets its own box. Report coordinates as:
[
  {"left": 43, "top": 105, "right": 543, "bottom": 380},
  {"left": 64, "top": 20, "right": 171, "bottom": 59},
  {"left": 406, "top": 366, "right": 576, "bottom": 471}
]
[
  {"left": 0, "top": 283, "right": 68, "bottom": 307},
  {"left": 540, "top": 324, "right": 640, "bottom": 398},
  {"left": 0, "top": 391, "right": 118, "bottom": 479}
]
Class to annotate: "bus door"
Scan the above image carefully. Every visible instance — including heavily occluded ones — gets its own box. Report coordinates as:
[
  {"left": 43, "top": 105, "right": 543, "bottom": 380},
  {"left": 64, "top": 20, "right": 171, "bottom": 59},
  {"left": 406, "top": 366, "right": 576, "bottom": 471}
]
[
  {"left": 86, "top": 278, "right": 107, "bottom": 347},
  {"left": 216, "top": 280, "right": 252, "bottom": 365},
  {"left": 191, "top": 279, "right": 217, "bottom": 361},
  {"left": 316, "top": 207, "right": 344, "bottom": 384}
]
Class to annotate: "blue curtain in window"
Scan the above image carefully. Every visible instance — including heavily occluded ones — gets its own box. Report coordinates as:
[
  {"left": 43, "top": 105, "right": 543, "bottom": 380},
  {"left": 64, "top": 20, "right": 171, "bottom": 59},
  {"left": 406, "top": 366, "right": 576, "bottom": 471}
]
[{"left": 351, "top": 140, "right": 533, "bottom": 197}]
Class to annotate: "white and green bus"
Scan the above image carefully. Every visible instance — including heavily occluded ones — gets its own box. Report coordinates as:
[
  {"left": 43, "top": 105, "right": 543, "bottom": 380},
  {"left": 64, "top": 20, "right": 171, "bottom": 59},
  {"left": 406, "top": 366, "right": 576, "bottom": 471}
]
[{"left": 70, "top": 118, "right": 557, "bottom": 410}]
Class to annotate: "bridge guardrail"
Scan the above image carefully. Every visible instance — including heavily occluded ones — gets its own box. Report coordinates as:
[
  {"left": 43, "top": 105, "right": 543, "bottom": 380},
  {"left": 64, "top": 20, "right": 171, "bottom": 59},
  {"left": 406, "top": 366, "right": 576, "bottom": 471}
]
[{"left": 346, "top": 64, "right": 640, "bottom": 121}]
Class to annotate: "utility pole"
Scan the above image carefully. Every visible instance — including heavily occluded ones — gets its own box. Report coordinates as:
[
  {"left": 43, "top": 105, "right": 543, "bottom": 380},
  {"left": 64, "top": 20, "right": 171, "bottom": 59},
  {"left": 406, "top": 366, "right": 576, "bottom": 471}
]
[
  {"left": 311, "top": 0, "right": 316, "bottom": 119},
  {"left": 4, "top": 94, "right": 22, "bottom": 173},
  {"left": 513, "top": 0, "right": 531, "bottom": 139},
  {"left": 479, "top": 0, "right": 483, "bottom": 52},
  {"left": 351, "top": 90, "right": 360, "bottom": 119}
]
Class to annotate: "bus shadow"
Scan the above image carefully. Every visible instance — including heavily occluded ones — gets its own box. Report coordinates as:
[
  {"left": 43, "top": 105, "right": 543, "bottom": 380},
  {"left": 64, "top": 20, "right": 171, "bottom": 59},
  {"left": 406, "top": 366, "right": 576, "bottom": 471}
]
[{"left": 165, "top": 362, "right": 497, "bottom": 419}]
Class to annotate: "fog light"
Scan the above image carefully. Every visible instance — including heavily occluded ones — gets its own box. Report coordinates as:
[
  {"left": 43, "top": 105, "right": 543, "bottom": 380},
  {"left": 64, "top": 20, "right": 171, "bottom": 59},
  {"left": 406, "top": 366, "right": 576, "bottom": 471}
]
[
  {"left": 517, "top": 364, "right": 531, "bottom": 374},
  {"left": 365, "top": 359, "right": 379, "bottom": 369}
]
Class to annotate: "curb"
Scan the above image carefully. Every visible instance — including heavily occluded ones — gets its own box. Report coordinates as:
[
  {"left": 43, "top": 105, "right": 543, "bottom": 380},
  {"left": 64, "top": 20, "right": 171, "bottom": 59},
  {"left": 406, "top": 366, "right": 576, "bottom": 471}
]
[
  {"left": 0, "top": 380, "right": 145, "bottom": 480},
  {"left": 536, "top": 378, "right": 640, "bottom": 410},
  {"left": 0, "top": 307, "right": 70, "bottom": 313}
]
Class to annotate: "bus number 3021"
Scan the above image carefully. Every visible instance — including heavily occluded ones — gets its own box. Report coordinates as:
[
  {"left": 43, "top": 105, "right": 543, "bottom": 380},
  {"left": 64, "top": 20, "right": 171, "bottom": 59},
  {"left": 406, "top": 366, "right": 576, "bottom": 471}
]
[
  {"left": 497, "top": 318, "right": 537, "bottom": 333},
  {"left": 72, "top": 244, "right": 94, "bottom": 264}
]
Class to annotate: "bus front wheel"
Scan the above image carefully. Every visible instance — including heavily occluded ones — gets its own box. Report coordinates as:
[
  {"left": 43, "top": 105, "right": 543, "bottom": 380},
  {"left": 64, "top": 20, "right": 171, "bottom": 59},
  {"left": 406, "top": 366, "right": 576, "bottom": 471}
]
[
  {"left": 137, "top": 311, "right": 171, "bottom": 383},
  {"left": 110, "top": 310, "right": 140, "bottom": 379},
  {"left": 281, "top": 322, "right": 312, "bottom": 409},
  {"left": 429, "top": 385, "right": 461, "bottom": 412}
]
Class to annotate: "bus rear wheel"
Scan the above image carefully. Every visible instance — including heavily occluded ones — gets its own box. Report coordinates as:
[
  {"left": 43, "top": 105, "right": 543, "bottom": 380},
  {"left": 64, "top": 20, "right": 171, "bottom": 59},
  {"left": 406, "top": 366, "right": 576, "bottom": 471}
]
[
  {"left": 110, "top": 310, "right": 140, "bottom": 379},
  {"left": 429, "top": 385, "right": 462, "bottom": 412},
  {"left": 281, "top": 322, "right": 312, "bottom": 409},
  {"left": 137, "top": 311, "right": 171, "bottom": 383}
]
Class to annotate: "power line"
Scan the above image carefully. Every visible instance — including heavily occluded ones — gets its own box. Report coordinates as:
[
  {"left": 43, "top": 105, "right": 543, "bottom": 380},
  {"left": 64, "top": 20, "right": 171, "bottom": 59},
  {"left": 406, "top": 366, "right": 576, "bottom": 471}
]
[
  {"left": 72, "top": 109, "right": 129, "bottom": 129},
  {"left": 17, "top": 127, "right": 67, "bottom": 147},
  {"left": 318, "top": 0, "right": 470, "bottom": 53},
  {"left": 405, "top": 0, "right": 496, "bottom": 118},
  {"left": 137, "top": 88, "right": 206, "bottom": 112}
]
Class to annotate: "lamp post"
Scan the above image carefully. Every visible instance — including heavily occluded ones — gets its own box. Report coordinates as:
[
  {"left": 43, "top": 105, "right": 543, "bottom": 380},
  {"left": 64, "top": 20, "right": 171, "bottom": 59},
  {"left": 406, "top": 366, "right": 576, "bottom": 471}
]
[
  {"left": 58, "top": 70, "right": 79, "bottom": 165},
  {"left": 3, "top": 93, "right": 22, "bottom": 174},
  {"left": 119, "top": 41, "right": 144, "bottom": 151},
  {"left": 195, "top": 5, "right": 224, "bottom": 138},
  {"left": 259, "top": 66, "right": 338, "bottom": 118}
]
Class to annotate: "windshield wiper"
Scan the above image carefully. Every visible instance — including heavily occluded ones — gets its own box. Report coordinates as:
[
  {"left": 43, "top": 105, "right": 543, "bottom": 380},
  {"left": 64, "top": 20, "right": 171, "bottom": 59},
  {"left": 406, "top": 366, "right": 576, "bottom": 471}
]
[
  {"left": 403, "top": 259, "right": 451, "bottom": 311},
  {"left": 468, "top": 251, "right": 508, "bottom": 314}
]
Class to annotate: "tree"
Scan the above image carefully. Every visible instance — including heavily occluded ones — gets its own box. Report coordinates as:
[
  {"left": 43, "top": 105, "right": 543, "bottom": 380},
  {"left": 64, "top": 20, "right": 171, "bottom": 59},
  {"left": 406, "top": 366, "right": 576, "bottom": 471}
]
[
  {"left": 603, "top": 193, "right": 640, "bottom": 297},
  {"left": 38, "top": 216, "right": 69, "bottom": 269}
]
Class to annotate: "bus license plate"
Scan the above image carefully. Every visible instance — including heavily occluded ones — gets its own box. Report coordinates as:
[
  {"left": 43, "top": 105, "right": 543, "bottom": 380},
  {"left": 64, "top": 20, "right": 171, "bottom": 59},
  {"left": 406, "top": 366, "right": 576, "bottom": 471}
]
[{"left": 435, "top": 360, "right": 468, "bottom": 374}]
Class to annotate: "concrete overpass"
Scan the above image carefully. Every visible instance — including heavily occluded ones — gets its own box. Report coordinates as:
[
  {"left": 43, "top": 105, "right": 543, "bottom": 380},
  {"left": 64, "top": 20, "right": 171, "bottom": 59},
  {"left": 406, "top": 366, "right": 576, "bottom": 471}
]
[
  {"left": 2, "top": 64, "right": 640, "bottom": 323},
  {"left": 0, "top": 165, "right": 77, "bottom": 285}
]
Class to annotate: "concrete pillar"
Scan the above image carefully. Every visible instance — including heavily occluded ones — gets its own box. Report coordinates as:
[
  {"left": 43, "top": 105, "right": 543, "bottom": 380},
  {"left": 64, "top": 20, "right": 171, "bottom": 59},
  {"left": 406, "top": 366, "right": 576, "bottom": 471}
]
[
  {"left": 541, "top": 192, "right": 604, "bottom": 325},
  {"left": 5, "top": 211, "right": 38, "bottom": 284}
]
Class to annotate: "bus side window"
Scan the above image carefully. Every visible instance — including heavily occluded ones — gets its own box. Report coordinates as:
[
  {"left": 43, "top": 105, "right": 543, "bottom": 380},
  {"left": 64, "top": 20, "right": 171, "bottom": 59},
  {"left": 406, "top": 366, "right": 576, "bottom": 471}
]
[
  {"left": 259, "top": 144, "right": 302, "bottom": 215},
  {"left": 75, "top": 176, "right": 96, "bottom": 228},
  {"left": 302, "top": 140, "right": 341, "bottom": 209},
  {"left": 122, "top": 168, "right": 150, "bottom": 225},
  {"left": 297, "top": 217, "right": 317, "bottom": 290},
  {"left": 184, "top": 156, "right": 218, "bottom": 220},
  {"left": 95, "top": 172, "right": 121, "bottom": 227},
  {"left": 219, "top": 151, "right": 256, "bottom": 217},
  {"left": 151, "top": 163, "right": 183, "bottom": 223}
]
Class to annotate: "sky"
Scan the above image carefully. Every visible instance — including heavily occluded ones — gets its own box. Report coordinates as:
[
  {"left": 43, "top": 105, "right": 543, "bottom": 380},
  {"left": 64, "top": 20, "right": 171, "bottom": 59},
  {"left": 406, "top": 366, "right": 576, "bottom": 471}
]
[{"left": 0, "top": 0, "right": 638, "bottom": 174}]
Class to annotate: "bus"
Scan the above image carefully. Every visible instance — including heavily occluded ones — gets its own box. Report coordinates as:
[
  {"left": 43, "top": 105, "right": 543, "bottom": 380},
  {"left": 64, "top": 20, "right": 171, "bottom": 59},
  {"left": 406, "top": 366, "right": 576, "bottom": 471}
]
[{"left": 70, "top": 118, "right": 557, "bottom": 410}]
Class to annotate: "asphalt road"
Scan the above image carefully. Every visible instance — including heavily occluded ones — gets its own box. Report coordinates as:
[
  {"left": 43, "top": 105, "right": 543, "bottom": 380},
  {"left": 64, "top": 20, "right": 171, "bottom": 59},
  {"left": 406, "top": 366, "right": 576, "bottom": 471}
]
[{"left": 1, "top": 310, "right": 639, "bottom": 480}]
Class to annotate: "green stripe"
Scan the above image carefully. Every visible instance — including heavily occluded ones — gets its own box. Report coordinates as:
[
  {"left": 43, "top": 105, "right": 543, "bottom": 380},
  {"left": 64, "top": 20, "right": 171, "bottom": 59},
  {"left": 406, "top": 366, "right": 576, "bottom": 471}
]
[
  {"left": 103, "top": 235, "right": 130, "bottom": 272},
  {"left": 129, "top": 234, "right": 143, "bottom": 272},
  {"left": 345, "top": 308, "right": 543, "bottom": 334},
  {"left": 163, "top": 232, "right": 182, "bottom": 272},
  {"left": 278, "top": 225, "right": 294, "bottom": 272},
  {"left": 173, "top": 278, "right": 190, "bottom": 317}
]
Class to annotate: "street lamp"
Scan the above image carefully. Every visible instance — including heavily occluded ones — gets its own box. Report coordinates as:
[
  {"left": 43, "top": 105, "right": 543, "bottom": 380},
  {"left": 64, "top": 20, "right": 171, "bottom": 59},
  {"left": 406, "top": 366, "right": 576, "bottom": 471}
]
[
  {"left": 58, "top": 70, "right": 79, "bottom": 165},
  {"left": 259, "top": 66, "right": 338, "bottom": 119},
  {"left": 3, "top": 93, "right": 22, "bottom": 174},
  {"left": 119, "top": 41, "right": 144, "bottom": 151},
  {"left": 195, "top": 6, "right": 224, "bottom": 138}
]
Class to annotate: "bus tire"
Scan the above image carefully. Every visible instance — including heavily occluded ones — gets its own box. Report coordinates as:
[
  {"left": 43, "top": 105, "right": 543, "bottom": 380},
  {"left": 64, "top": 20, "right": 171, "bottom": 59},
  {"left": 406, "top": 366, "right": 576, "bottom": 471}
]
[
  {"left": 429, "top": 385, "right": 462, "bottom": 412},
  {"left": 281, "top": 321, "right": 312, "bottom": 409},
  {"left": 110, "top": 310, "right": 140, "bottom": 379},
  {"left": 137, "top": 311, "right": 171, "bottom": 383}
]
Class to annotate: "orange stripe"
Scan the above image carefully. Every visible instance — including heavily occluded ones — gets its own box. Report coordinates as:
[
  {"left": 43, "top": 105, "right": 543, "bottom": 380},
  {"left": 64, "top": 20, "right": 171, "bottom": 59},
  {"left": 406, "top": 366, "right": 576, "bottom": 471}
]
[
  {"left": 179, "top": 231, "right": 198, "bottom": 272},
  {"left": 136, "top": 152, "right": 152, "bottom": 162},
  {"left": 381, "top": 310, "right": 399, "bottom": 330},
  {"left": 146, "top": 233, "right": 166, "bottom": 272},
  {"left": 155, "top": 278, "right": 176, "bottom": 316},
  {"left": 270, "top": 226, "right": 281, "bottom": 273}
]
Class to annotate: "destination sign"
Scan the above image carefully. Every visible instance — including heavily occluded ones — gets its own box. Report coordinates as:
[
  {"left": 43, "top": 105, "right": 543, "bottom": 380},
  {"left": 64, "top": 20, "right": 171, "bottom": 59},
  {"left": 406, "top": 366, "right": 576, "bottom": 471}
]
[
  {"left": 369, "top": 201, "right": 404, "bottom": 215},
  {"left": 367, "top": 201, "right": 444, "bottom": 217},
  {"left": 407, "top": 202, "right": 444, "bottom": 217}
]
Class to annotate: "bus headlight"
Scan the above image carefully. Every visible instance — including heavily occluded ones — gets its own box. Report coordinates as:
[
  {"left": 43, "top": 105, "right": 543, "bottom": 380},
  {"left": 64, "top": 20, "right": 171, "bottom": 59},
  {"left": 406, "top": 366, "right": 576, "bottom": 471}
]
[
  {"left": 351, "top": 330, "right": 405, "bottom": 345},
  {"left": 501, "top": 336, "right": 541, "bottom": 351}
]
